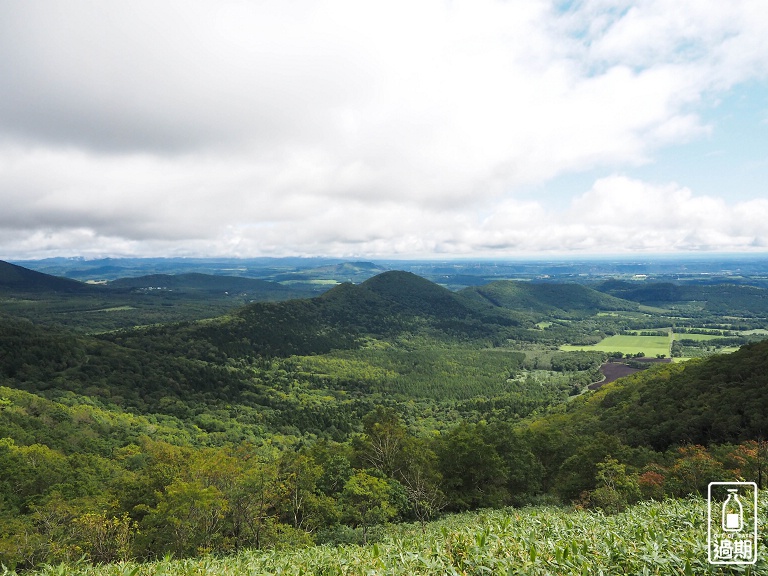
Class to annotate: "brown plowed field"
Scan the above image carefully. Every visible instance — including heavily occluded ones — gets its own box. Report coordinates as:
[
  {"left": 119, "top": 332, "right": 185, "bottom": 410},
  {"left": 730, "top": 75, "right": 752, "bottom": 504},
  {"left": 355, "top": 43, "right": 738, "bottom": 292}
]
[{"left": 588, "top": 358, "right": 671, "bottom": 390}]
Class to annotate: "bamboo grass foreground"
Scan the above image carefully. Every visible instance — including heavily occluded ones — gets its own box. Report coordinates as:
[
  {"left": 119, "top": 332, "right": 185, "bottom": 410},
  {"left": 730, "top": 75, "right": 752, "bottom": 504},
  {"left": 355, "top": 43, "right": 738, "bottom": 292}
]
[{"left": 9, "top": 496, "right": 767, "bottom": 576}]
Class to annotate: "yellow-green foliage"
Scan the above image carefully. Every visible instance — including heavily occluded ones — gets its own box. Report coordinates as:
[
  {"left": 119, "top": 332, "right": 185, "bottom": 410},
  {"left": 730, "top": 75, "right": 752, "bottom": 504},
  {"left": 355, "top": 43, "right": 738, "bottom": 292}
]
[
  {"left": 14, "top": 496, "right": 767, "bottom": 575},
  {"left": 295, "top": 346, "right": 528, "bottom": 401}
]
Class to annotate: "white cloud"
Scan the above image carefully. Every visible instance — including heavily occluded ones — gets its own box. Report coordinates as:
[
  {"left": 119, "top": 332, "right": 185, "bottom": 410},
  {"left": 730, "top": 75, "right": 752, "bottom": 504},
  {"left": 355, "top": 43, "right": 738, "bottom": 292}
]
[
  {"left": 1, "top": 1, "right": 768, "bottom": 258},
  {"left": 535, "top": 176, "right": 768, "bottom": 253}
]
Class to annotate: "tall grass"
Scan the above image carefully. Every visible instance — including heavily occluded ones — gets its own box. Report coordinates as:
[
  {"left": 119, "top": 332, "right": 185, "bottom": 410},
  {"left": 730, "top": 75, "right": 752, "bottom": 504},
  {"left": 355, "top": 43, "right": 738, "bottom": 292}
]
[{"left": 11, "top": 495, "right": 766, "bottom": 575}]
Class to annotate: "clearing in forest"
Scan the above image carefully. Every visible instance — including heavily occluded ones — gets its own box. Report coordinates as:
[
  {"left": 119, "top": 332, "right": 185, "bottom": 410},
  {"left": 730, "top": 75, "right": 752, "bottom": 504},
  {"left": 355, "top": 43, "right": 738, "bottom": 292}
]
[{"left": 560, "top": 333, "right": 671, "bottom": 357}]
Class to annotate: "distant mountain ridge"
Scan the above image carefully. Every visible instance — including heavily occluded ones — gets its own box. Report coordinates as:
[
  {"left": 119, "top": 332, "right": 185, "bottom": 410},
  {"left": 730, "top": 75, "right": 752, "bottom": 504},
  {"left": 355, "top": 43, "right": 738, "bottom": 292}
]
[
  {"left": 0, "top": 259, "right": 94, "bottom": 293},
  {"left": 597, "top": 280, "right": 768, "bottom": 315},
  {"left": 7, "top": 265, "right": 766, "bottom": 456},
  {"left": 271, "top": 261, "right": 390, "bottom": 284},
  {"left": 105, "top": 271, "right": 663, "bottom": 362},
  {"left": 107, "top": 270, "right": 519, "bottom": 359},
  {"left": 0, "top": 259, "right": 313, "bottom": 300},
  {"left": 460, "top": 280, "right": 638, "bottom": 318},
  {"left": 108, "top": 272, "right": 308, "bottom": 298}
]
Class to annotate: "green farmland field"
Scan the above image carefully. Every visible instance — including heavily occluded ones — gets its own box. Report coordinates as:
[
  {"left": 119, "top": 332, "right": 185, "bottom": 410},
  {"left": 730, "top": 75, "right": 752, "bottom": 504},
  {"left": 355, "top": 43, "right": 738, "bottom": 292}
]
[
  {"left": 561, "top": 334, "right": 671, "bottom": 357},
  {"left": 673, "top": 333, "right": 727, "bottom": 342}
]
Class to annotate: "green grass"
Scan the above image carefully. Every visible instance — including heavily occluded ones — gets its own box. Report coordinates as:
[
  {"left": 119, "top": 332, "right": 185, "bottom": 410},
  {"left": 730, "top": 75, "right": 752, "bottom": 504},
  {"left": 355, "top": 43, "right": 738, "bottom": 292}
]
[
  {"left": 673, "top": 333, "right": 727, "bottom": 342},
  {"left": 718, "top": 347, "right": 741, "bottom": 354},
  {"left": 595, "top": 310, "right": 651, "bottom": 319},
  {"left": 561, "top": 334, "right": 671, "bottom": 357},
  {"left": 638, "top": 304, "right": 671, "bottom": 314},
  {"left": 16, "top": 496, "right": 767, "bottom": 575},
  {"left": 84, "top": 305, "right": 137, "bottom": 313}
]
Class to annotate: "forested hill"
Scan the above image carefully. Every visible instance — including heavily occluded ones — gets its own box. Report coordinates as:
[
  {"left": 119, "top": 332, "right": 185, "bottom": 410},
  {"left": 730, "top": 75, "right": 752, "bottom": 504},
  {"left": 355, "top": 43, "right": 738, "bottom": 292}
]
[
  {"left": 106, "top": 271, "right": 523, "bottom": 359},
  {"left": 0, "top": 259, "right": 94, "bottom": 293},
  {"left": 0, "top": 259, "right": 310, "bottom": 300},
  {"left": 460, "top": 280, "right": 637, "bottom": 318},
  {"left": 356, "top": 270, "right": 478, "bottom": 317},
  {"left": 0, "top": 313, "right": 250, "bottom": 417},
  {"left": 597, "top": 280, "right": 768, "bottom": 315},
  {"left": 107, "top": 272, "right": 308, "bottom": 299},
  {"left": 320, "top": 271, "right": 503, "bottom": 326},
  {"left": 4, "top": 266, "right": 768, "bottom": 568},
  {"left": 530, "top": 338, "right": 768, "bottom": 451}
]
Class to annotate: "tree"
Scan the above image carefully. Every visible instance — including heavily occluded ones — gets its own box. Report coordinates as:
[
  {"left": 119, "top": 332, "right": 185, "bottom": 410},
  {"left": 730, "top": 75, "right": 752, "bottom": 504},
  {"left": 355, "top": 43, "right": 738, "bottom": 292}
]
[
  {"left": 26, "top": 492, "right": 76, "bottom": 565},
  {"left": 229, "top": 446, "right": 281, "bottom": 550},
  {"left": 277, "top": 451, "right": 335, "bottom": 535},
  {"left": 437, "top": 422, "right": 508, "bottom": 510},
  {"left": 397, "top": 439, "right": 446, "bottom": 531},
  {"left": 317, "top": 454, "right": 354, "bottom": 497},
  {"left": 70, "top": 511, "right": 135, "bottom": 564},
  {"left": 667, "top": 445, "right": 725, "bottom": 496},
  {"left": 552, "top": 433, "right": 631, "bottom": 502},
  {"left": 637, "top": 467, "right": 666, "bottom": 500},
  {"left": 721, "top": 439, "right": 768, "bottom": 489},
  {"left": 487, "top": 421, "right": 543, "bottom": 505},
  {"left": 354, "top": 407, "right": 409, "bottom": 477},
  {"left": 586, "top": 457, "right": 640, "bottom": 514},
  {"left": 14, "top": 443, "right": 70, "bottom": 503},
  {"left": 354, "top": 410, "right": 445, "bottom": 529},
  {"left": 339, "top": 471, "right": 396, "bottom": 544},
  {"left": 142, "top": 479, "right": 228, "bottom": 557}
]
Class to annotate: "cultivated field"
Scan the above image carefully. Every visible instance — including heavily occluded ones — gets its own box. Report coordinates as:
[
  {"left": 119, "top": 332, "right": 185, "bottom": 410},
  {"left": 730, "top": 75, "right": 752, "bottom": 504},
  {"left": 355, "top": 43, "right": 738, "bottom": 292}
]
[
  {"left": 561, "top": 334, "right": 671, "bottom": 358},
  {"left": 673, "top": 333, "right": 728, "bottom": 342}
]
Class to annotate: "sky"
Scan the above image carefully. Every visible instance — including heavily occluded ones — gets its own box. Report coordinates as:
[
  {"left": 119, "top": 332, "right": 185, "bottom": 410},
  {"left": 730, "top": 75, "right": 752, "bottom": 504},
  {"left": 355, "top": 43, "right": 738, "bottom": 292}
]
[{"left": 1, "top": 0, "right": 768, "bottom": 260}]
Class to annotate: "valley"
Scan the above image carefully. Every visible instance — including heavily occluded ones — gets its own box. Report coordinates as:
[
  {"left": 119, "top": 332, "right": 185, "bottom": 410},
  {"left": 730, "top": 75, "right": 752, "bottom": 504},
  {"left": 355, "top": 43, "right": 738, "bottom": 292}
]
[{"left": 1, "top": 257, "right": 767, "bottom": 572}]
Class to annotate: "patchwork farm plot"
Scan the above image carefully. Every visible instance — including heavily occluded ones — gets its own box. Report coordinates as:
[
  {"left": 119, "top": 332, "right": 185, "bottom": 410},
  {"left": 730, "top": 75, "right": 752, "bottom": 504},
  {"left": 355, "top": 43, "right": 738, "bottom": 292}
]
[{"left": 561, "top": 333, "right": 672, "bottom": 358}]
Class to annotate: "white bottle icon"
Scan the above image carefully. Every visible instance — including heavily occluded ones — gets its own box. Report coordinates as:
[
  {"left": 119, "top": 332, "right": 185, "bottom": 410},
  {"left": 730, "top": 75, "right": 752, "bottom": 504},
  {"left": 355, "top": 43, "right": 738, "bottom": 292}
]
[{"left": 722, "top": 488, "right": 743, "bottom": 532}]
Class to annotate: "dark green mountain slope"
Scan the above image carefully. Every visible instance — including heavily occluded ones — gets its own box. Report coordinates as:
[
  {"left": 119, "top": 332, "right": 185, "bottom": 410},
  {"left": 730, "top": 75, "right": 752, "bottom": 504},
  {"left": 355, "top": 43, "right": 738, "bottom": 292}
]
[
  {"left": 0, "top": 314, "right": 249, "bottom": 414},
  {"left": 0, "top": 263, "right": 317, "bottom": 332},
  {"left": 532, "top": 340, "right": 768, "bottom": 452},
  {"left": 108, "top": 271, "right": 520, "bottom": 360},
  {"left": 0, "top": 260, "right": 94, "bottom": 293},
  {"left": 460, "top": 280, "right": 637, "bottom": 318},
  {"left": 597, "top": 280, "right": 768, "bottom": 315},
  {"left": 107, "top": 272, "right": 308, "bottom": 300},
  {"left": 325, "top": 271, "right": 518, "bottom": 338},
  {"left": 352, "top": 271, "right": 485, "bottom": 321},
  {"left": 0, "top": 312, "right": 369, "bottom": 441},
  {"left": 596, "top": 280, "right": 684, "bottom": 303},
  {"left": 359, "top": 271, "right": 449, "bottom": 306}
]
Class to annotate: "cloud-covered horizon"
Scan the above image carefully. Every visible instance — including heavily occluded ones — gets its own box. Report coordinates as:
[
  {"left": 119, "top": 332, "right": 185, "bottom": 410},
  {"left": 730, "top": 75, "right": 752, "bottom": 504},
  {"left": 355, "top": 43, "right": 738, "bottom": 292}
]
[{"left": 2, "top": 1, "right": 767, "bottom": 259}]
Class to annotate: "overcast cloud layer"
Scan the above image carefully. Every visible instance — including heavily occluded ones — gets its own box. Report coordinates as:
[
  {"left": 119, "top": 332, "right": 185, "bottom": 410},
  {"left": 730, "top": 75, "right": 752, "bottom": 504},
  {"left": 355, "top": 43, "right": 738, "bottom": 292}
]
[{"left": 1, "top": 0, "right": 768, "bottom": 259}]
